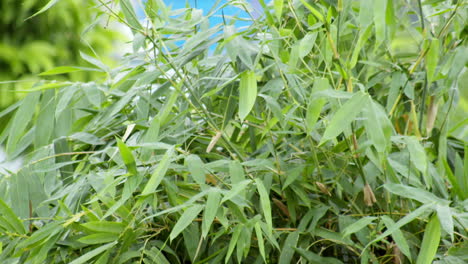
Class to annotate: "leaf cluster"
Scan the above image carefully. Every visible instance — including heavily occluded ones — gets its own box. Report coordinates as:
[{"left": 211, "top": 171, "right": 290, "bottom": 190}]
[{"left": 0, "top": 0, "right": 467, "bottom": 263}]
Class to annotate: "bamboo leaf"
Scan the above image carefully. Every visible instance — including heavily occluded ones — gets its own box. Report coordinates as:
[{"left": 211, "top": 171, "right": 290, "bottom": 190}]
[
  {"left": 26, "top": 0, "right": 60, "bottom": 20},
  {"left": 221, "top": 180, "right": 251, "bottom": 203},
  {"left": 363, "top": 99, "right": 392, "bottom": 153},
  {"left": 404, "top": 136, "right": 428, "bottom": 179},
  {"left": 78, "top": 233, "right": 119, "bottom": 245},
  {"left": 299, "top": 0, "right": 324, "bottom": 22},
  {"left": 306, "top": 78, "right": 330, "bottom": 133},
  {"left": 381, "top": 216, "right": 412, "bottom": 260},
  {"left": 81, "top": 221, "right": 126, "bottom": 234},
  {"left": 186, "top": 155, "right": 206, "bottom": 186},
  {"left": 373, "top": 0, "right": 387, "bottom": 48},
  {"left": 170, "top": 204, "right": 204, "bottom": 241},
  {"left": 364, "top": 203, "right": 433, "bottom": 251},
  {"left": 255, "top": 178, "right": 273, "bottom": 235},
  {"left": 39, "top": 66, "right": 86, "bottom": 76},
  {"left": 319, "top": 92, "right": 368, "bottom": 145},
  {"left": 202, "top": 190, "right": 221, "bottom": 238},
  {"left": 68, "top": 241, "right": 118, "bottom": 264},
  {"left": 273, "top": 0, "right": 283, "bottom": 21},
  {"left": 254, "top": 222, "right": 266, "bottom": 262},
  {"left": 416, "top": 214, "right": 441, "bottom": 264},
  {"left": 426, "top": 39, "right": 440, "bottom": 84},
  {"left": 120, "top": 0, "right": 143, "bottom": 31},
  {"left": 6, "top": 92, "right": 40, "bottom": 156},
  {"left": 279, "top": 231, "right": 299, "bottom": 264},
  {"left": 342, "top": 217, "right": 377, "bottom": 237},
  {"left": 225, "top": 224, "right": 242, "bottom": 263},
  {"left": 0, "top": 199, "right": 26, "bottom": 234},
  {"left": 116, "top": 138, "right": 138, "bottom": 176},
  {"left": 141, "top": 147, "right": 174, "bottom": 196},
  {"left": 435, "top": 205, "right": 453, "bottom": 241},
  {"left": 239, "top": 70, "right": 257, "bottom": 122},
  {"left": 384, "top": 183, "right": 448, "bottom": 205}
]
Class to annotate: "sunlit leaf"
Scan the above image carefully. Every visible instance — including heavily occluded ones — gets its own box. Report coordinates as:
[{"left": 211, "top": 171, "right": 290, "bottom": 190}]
[{"left": 239, "top": 70, "right": 257, "bottom": 122}]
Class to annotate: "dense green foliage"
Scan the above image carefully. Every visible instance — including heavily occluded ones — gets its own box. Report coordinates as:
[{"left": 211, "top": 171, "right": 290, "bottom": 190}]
[
  {"left": 0, "top": 0, "right": 467, "bottom": 263},
  {"left": 0, "top": 0, "right": 119, "bottom": 110}
]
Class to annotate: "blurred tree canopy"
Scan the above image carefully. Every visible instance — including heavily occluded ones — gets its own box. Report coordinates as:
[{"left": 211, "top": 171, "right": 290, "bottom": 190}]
[{"left": 0, "top": 0, "right": 121, "bottom": 110}]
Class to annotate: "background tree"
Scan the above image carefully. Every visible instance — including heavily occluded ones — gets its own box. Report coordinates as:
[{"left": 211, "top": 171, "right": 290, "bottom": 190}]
[{"left": 0, "top": 0, "right": 120, "bottom": 124}]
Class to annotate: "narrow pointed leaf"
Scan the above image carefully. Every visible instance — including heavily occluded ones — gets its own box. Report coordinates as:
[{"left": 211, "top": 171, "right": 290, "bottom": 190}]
[
  {"left": 68, "top": 241, "right": 117, "bottom": 264},
  {"left": 416, "top": 214, "right": 441, "bottom": 264},
  {"left": 202, "top": 190, "right": 221, "bottom": 238},
  {"left": 116, "top": 138, "right": 138, "bottom": 176},
  {"left": 319, "top": 92, "right": 368, "bottom": 145},
  {"left": 239, "top": 70, "right": 257, "bottom": 121},
  {"left": 170, "top": 204, "right": 204, "bottom": 241},
  {"left": 141, "top": 147, "right": 174, "bottom": 196},
  {"left": 342, "top": 217, "right": 377, "bottom": 237},
  {"left": 255, "top": 178, "right": 273, "bottom": 234}
]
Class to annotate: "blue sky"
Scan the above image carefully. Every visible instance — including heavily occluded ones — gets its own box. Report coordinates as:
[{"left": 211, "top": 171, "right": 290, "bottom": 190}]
[{"left": 136, "top": 0, "right": 264, "bottom": 28}]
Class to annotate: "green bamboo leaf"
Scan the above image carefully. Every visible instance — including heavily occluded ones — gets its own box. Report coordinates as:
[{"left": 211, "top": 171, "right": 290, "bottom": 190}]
[
  {"left": 299, "top": 32, "right": 318, "bottom": 58},
  {"left": 381, "top": 216, "right": 412, "bottom": 260},
  {"left": 341, "top": 217, "right": 377, "bottom": 237},
  {"left": 306, "top": 78, "right": 330, "bottom": 133},
  {"left": 426, "top": 39, "right": 440, "bottom": 84},
  {"left": 6, "top": 91, "right": 40, "bottom": 156},
  {"left": 79, "top": 52, "right": 109, "bottom": 73},
  {"left": 0, "top": 199, "right": 26, "bottom": 234},
  {"left": 120, "top": 0, "right": 143, "bottom": 31},
  {"left": 294, "top": 248, "right": 343, "bottom": 264},
  {"left": 404, "top": 136, "right": 428, "bottom": 179},
  {"left": 319, "top": 92, "right": 368, "bottom": 145},
  {"left": 202, "top": 190, "right": 221, "bottom": 238},
  {"left": 78, "top": 233, "right": 119, "bottom": 245},
  {"left": 69, "top": 241, "right": 118, "bottom": 264},
  {"left": 385, "top": 0, "right": 396, "bottom": 39},
  {"left": 435, "top": 205, "right": 453, "bottom": 241},
  {"left": 34, "top": 90, "right": 55, "bottom": 148},
  {"left": 39, "top": 66, "right": 86, "bottom": 76},
  {"left": 158, "top": 90, "right": 178, "bottom": 126},
  {"left": 17, "top": 221, "right": 63, "bottom": 249},
  {"left": 363, "top": 99, "right": 392, "bottom": 153},
  {"left": 116, "top": 138, "right": 138, "bottom": 176},
  {"left": 141, "top": 147, "right": 174, "bottom": 196},
  {"left": 225, "top": 224, "right": 242, "bottom": 263},
  {"left": 349, "top": 24, "right": 372, "bottom": 69},
  {"left": 81, "top": 221, "right": 126, "bottom": 234},
  {"left": 142, "top": 117, "right": 160, "bottom": 143},
  {"left": 70, "top": 132, "right": 105, "bottom": 145},
  {"left": 384, "top": 183, "right": 448, "bottom": 205},
  {"left": 25, "top": 0, "right": 60, "bottom": 20},
  {"left": 364, "top": 203, "right": 433, "bottom": 251},
  {"left": 221, "top": 180, "right": 251, "bottom": 203},
  {"left": 273, "top": 0, "right": 283, "bottom": 21},
  {"left": 373, "top": 0, "right": 387, "bottom": 48},
  {"left": 239, "top": 70, "right": 257, "bottom": 122},
  {"left": 254, "top": 222, "right": 266, "bottom": 262},
  {"left": 169, "top": 204, "right": 204, "bottom": 241},
  {"left": 299, "top": 0, "right": 324, "bottom": 22},
  {"left": 443, "top": 159, "right": 465, "bottom": 199},
  {"left": 255, "top": 178, "right": 273, "bottom": 235},
  {"left": 416, "top": 214, "right": 441, "bottom": 264},
  {"left": 186, "top": 155, "right": 206, "bottom": 186},
  {"left": 279, "top": 231, "right": 299, "bottom": 264},
  {"left": 229, "top": 161, "right": 245, "bottom": 185}
]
